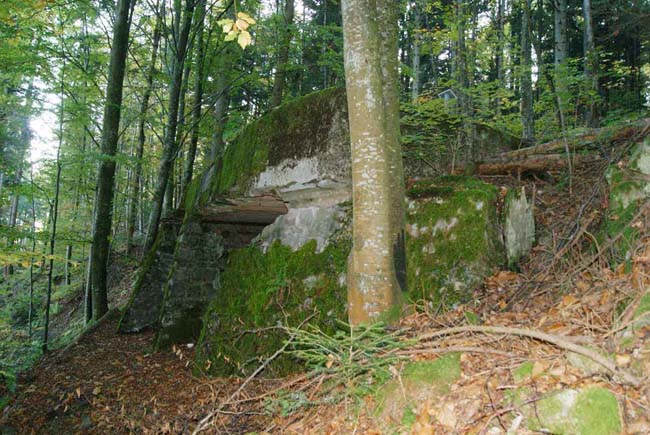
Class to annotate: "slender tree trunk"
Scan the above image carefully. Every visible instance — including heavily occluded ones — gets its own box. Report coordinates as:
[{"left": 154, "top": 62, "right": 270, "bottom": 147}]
[
  {"left": 495, "top": 0, "right": 505, "bottom": 115},
  {"left": 210, "top": 61, "right": 230, "bottom": 167},
  {"left": 127, "top": 15, "right": 161, "bottom": 252},
  {"left": 28, "top": 163, "right": 36, "bottom": 339},
  {"left": 342, "top": 0, "right": 405, "bottom": 325},
  {"left": 521, "top": 0, "right": 535, "bottom": 145},
  {"left": 182, "top": 0, "right": 207, "bottom": 195},
  {"left": 64, "top": 245, "right": 72, "bottom": 285},
  {"left": 84, "top": 186, "right": 97, "bottom": 324},
  {"left": 553, "top": 0, "right": 568, "bottom": 126},
  {"left": 144, "top": 0, "right": 194, "bottom": 254},
  {"left": 554, "top": 0, "right": 567, "bottom": 71},
  {"left": 270, "top": 0, "right": 295, "bottom": 108},
  {"left": 410, "top": 2, "right": 421, "bottom": 103},
  {"left": 90, "top": 0, "right": 134, "bottom": 321},
  {"left": 583, "top": 0, "right": 599, "bottom": 127},
  {"left": 43, "top": 57, "right": 65, "bottom": 351},
  {"left": 5, "top": 81, "right": 35, "bottom": 277}
]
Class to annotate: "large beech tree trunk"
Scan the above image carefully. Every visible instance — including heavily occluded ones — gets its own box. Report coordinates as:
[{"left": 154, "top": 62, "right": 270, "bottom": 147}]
[
  {"left": 342, "top": 0, "right": 406, "bottom": 325},
  {"left": 90, "top": 0, "right": 134, "bottom": 321}
]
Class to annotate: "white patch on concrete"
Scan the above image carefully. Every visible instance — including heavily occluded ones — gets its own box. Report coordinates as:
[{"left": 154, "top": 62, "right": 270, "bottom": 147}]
[
  {"left": 253, "top": 157, "right": 321, "bottom": 193},
  {"left": 432, "top": 217, "right": 459, "bottom": 236},
  {"left": 255, "top": 206, "right": 345, "bottom": 253}
]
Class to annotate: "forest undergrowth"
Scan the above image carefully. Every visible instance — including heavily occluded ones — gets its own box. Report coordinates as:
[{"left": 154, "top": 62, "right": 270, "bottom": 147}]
[{"left": 3, "top": 149, "right": 650, "bottom": 434}]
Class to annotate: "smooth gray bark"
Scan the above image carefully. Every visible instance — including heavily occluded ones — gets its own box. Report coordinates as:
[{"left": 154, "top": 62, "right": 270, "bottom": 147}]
[{"left": 342, "top": 0, "right": 405, "bottom": 324}]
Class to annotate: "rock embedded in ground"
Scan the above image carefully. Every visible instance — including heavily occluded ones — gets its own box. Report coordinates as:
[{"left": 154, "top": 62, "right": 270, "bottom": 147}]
[
  {"left": 522, "top": 387, "right": 621, "bottom": 435},
  {"left": 372, "top": 354, "right": 462, "bottom": 432}
]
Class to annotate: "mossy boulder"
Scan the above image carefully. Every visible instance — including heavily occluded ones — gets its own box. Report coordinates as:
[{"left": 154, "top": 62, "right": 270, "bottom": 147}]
[
  {"left": 372, "top": 354, "right": 462, "bottom": 431},
  {"left": 522, "top": 388, "right": 622, "bottom": 435},
  {"left": 406, "top": 176, "right": 505, "bottom": 306},
  {"left": 604, "top": 138, "right": 650, "bottom": 261}
]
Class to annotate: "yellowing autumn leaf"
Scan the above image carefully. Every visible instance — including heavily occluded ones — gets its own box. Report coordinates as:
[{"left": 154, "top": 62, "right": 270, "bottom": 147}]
[
  {"left": 217, "top": 18, "right": 233, "bottom": 33},
  {"left": 237, "top": 12, "right": 256, "bottom": 25},
  {"left": 225, "top": 30, "right": 238, "bottom": 41},
  {"left": 235, "top": 18, "right": 249, "bottom": 30},
  {"left": 237, "top": 30, "right": 252, "bottom": 49}
]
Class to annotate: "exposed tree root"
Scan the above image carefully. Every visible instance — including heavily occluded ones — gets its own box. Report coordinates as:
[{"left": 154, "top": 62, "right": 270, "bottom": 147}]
[{"left": 416, "top": 325, "right": 641, "bottom": 387}]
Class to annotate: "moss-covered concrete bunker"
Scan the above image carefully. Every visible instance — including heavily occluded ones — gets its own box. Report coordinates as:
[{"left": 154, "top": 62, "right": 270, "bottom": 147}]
[{"left": 118, "top": 88, "right": 533, "bottom": 377}]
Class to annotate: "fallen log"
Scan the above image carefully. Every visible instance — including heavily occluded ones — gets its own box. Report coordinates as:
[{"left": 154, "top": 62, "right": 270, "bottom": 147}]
[
  {"left": 496, "top": 118, "right": 650, "bottom": 161},
  {"left": 460, "top": 153, "right": 603, "bottom": 176}
]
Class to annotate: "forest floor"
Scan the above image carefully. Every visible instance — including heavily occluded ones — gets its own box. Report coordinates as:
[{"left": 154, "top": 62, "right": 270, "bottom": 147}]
[{"left": 3, "top": 161, "right": 650, "bottom": 434}]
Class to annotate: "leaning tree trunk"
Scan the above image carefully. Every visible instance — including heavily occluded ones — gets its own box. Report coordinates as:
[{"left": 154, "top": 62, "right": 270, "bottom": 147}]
[
  {"left": 90, "top": 0, "right": 134, "bottom": 321},
  {"left": 127, "top": 15, "right": 162, "bottom": 252},
  {"left": 182, "top": 0, "right": 207, "bottom": 195},
  {"left": 583, "top": 0, "right": 599, "bottom": 127},
  {"left": 342, "top": 0, "right": 405, "bottom": 325},
  {"left": 521, "top": 0, "right": 535, "bottom": 146},
  {"left": 143, "top": 0, "right": 194, "bottom": 254},
  {"left": 270, "top": 0, "right": 295, "bottom": 108}
]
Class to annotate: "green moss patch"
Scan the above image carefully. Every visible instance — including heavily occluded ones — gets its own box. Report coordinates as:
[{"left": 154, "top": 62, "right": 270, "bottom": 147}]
[
  {"left": 525, "top": 388, "right": 621, "bottom": 435},
  {"left": 195, "top": 237, "right": 351, "bottom": 376},
  {"left": 603, "top": 140, "right": 650, "bottom": 261},
  {"left": 373, "top": 354, "right": 462, "bottom": 430},
  {"left": 406, "top": 176, "right": 504, "bottom": 307},
  {"left": 513, "top": 361, "right": 534, "bottom": 383}
]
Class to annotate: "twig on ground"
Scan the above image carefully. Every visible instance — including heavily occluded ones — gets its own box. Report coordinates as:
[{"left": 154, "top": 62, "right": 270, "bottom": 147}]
[
  {"left": 417, "top": 325, "right": 641, "bottom": 387},
  {"left": 398, "top": 346, "right": 514, "bottom": 357},
  {"left": 192, "top": 314, "right": 315, "bottom": 434}
]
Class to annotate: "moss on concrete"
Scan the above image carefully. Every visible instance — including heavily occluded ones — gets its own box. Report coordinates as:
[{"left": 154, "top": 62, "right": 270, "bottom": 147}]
[
  {"left": 205, "top": 87, "right": 347, "bottom": 198},
  {"left": 526, "top": 388, "right": 621, "bottom": 435},
  {"left": 195, "top": 236, "right": 351, "bottom": 376},
  {"left": 406, "top": 176, "right": 504, "bottom": 307},
  {"left": 196, "top": 176, "right": 506, "bottom": 375},
  {"left": 603, "top": 140, "right": 650, "bottom": 261}
]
